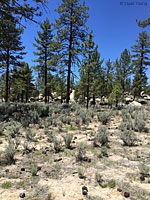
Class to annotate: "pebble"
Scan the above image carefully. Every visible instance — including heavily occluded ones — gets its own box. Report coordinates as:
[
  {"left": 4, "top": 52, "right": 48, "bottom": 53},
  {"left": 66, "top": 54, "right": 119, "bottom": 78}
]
[
  {"left": 19, "top": 193, "right": 25, "bottom": 198},
  {"left": 82, "top": 186, "right": 88, "bottom": 195},
  {"left": 124, "top": 192, "right": 130, "bottom": 198}
]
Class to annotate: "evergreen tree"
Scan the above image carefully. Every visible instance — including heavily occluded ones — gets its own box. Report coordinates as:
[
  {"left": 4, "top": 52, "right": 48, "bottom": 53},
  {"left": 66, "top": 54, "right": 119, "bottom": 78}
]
[
  {"left": 11, "top": 63, "right": 34, "bottom": 102},
  {"left": 79, "top": 31, "right": 95, "bottom": 109},
  {"left": 54, "top": 0, "right": 89, "bottom": 103},
  {"left": 105, "top": 59, "right": 114, "bottom": 97},
  {"left": 108, "top": 81, "right": 124, "bottom": 107},
  {"left": 131, "top": 31, "right": 150, "bottom": 96},
  {"left": 79, "top": 31, "right": 104, "bottom": 108},
  {"left": 0, "top": 0, "right": 48, "bottom": 26},
  {"left": 91, "top": 45, "right": 104, "bottom": 104},
  {"left": 114, "top": 49, "right": 132, "bottom": 94},
  {"left": 0, "top": 11, "right": 26, "bottom": 102},
  {"left": 33, "top": 18, "right": 56, "bottom": 103},
  {"left": 54, "top": 71, "right": 66, "bottom": 103},
  {"left": 119, "top": 48, "right": 132, "bottom": 92}
]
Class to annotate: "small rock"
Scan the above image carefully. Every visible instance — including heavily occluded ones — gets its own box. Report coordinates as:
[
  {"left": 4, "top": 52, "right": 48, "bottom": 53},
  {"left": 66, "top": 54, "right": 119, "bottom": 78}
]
[
  {"left": 124, "top": 192, "right": 130, "bottom": 198},
  {"left": 19, "top": 193, "right": 25, "bottom": 198},
  {"left": 54, "top": 158, "right": 62, "bottom": 162},
  {"left": 117, "top": 188, "right": 122, "bottom": 192},
  {"left": 83, "top": 157, "right": 91, "bottom": 162},
  {"left": 21, "top": 168, "right": 25, "bottom": 172},
  {"left": 37, "top": 166, "right": 41, "bottom": 171},
  {"left": 82, "top": 186, "right": 88, "bottom": 195}
]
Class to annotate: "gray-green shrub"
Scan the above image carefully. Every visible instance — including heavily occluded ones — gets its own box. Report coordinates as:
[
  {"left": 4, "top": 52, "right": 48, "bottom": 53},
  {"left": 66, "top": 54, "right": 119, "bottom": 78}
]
[
  {"left": 120, "top": 129, "right": 137, "bottom": 146},
  {"left": 94, "top": 126, "right": 109, "bottom": 146},
  {"left": 62, "top": 133, "right": 73, "bottom": 149}
]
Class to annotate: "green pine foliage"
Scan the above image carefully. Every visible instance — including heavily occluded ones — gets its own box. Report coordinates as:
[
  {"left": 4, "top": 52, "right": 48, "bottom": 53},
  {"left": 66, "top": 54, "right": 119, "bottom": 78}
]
[
  {"left": 108, "top": 82, "right": 124, "bottom": 107},
  {"left": 33, "top": 18, "right": 56, "bottom": 103},
  {"left": 54, "top": 0, "right": 89, "bottom": 103},
  {"left": 0, "top": 10, "right": 26, "bottom": 102},
  {"left": 131, "top": 31, "right": 150, "bottom": 97}
]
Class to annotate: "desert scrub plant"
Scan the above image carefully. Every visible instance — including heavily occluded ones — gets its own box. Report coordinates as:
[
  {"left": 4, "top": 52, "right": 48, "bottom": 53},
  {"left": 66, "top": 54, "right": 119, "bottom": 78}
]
[
  {"left": 95, "top": 172, "right": 103, "bottom": 184},
  {"left": 62, "top": 133, "right": 73, "bottom": 149},
  {"left": 97, "top": 112, "right": 111, "bottom": 125},
  {"left": 78, "top": 168, "right": 85, "bottom": 179},
  {"left": 98, "top": 145, "right": 108, "bottom": 158},
  {"left": 31, "top": 165, "right": 38, "bottom": 176},
  {"left": 28, "top": 109, "right": 39, "bottom": 124},
  {"left": 133, "top": 116, "right": 146, "bottom": 132},
  {"left": 139, "top": 164, "right": 150, "bottom": 177},
  {"left": 119, "top": 121, "right": 133, "bottom": 131},
  {"left": 2, "top": 181, "right": 12, "bottom": 189},
  {"left": 25, "top": 128, "right": 36, "bottom": 141},
  {"left": 80, "top": 111, "right": 87, "bottom": 125},
  {"left": 5, "top": 121, "right": 21, "bottom": 138},
  {"left": 76, "top": 142, "right": 86, "bottom": 161},
  {"left": 120, "top": 129, "right": 137, "bottom": 146},
  {"left": 45, "top": 193, "right": 53, "bottom": 200},
  {"left": 108, "top": 179, "right": 116, "bottom": 188},
  {"left": 94, "top": 126, "right": 109, "bottom": 147},
  {"left": 53, "top": 137, "right": 62, "bottom": 153},
  {"left": 4, "top": 141, "right": 16, "bottom": 164}
]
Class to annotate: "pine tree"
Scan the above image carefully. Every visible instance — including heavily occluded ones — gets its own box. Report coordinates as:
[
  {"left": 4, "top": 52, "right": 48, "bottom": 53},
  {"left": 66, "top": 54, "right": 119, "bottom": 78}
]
[
  {"left": 105, "top": 59, "right": 114, "bottom": 97},
  {"left": 91, "top": 45, "right": 104, "bottom": 104},
  {"left": 131, "top": 31, "right": 150, "bottom": 96},
  {"left": 33, "top": 18, "right": 56, "bottom": 103},
  {"left": 0, "top": 0, "right": 48, "bottom": 26},
  {"left": 0, "top": 11, "right": 26, "bottom": 102},
  {"left": 108, "top": 81, "right": 124, "bottom": 107},
  {"left": 79, "top": 31, "right": 95, "bottom": 109},
  {"left": 79, "top": 31, "right": 104, "bottom": 108},
  {"left": 11, "top": 63, "right": 34, "bottom": 102},
  {"left": 54, "top": 0, "right": 89, "bottom": 103},
  {"left": 114, "top": 49, "right": 132, "bottom": 94},
  {"left": 119, "top": 48, "right": 132, "bottom": 92}
]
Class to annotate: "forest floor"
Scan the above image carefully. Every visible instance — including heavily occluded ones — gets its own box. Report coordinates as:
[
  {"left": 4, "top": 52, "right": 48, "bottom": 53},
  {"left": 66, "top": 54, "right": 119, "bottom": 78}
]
[{"left": 0, "top": 103, "right": 150, "bottom": 200}]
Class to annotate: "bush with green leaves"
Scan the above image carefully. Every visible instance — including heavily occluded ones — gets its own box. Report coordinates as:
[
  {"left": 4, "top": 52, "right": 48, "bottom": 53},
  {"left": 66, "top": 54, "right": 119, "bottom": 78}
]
[
  {"left": 108, "top": 179, "right": 116, "bottom": 188},
  {"left": 62, "top": 133, "right": 73, "bottom": 149},
  {"left": 95, "top": 172, "right": 103, "bottom": 184},
  {"left": 25, "top": 128, "right": 36, "bottom": 141},
  {"left": 94, "top": 126, "right": 109, "bottom": 147},
  {"left": 4, "top": 141, "right": 16, "bottom": 164},
  {"left": 134, "top": 116, "right": 146, "bottom": 132},
  {"left": 120, "top": 129, "right": 137, "bottom": 146},
  {"left": 28, "top": 109, "right": 39, "bottom": 124},
  {"left": 76, "top": 142, "right": 86, "bottom": 161},
  {"left": 79, "top": 111, "right": 87, "bottom": 124},
  {"left": 97, "top": 112, "right": 111, "bottom": 125},
  {"left": 45, "top": 193, "right": 53, "bottom": 200},
  {"left": 2, "top": 181, "right": 12, "bottom": 189},
  {"left": 4, "top": 121, "right": 21, "bottom": 138},
  {"left": 139, "top": 164, "right": 150, "bottom": 177},
  {"left": 98, "top": 145, "right": 108, "bottom": 158},
  {"left": 53, "top": 137, "right": 62, "bottom": 153},
  {"left": 78, "top": 168, "right": 85, "bottom": 179},
  {"left": 119, "top": 121, "right": 133, "bottom": 131},
  {"left": 31, "top": 165, "right": 38, "bottom": 176}
]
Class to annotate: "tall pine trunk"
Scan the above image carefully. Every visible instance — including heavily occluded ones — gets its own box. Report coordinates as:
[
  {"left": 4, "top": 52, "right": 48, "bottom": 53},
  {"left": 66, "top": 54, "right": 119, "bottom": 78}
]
[
  {"left": 86, "top": 71, "right": 90, "bottom": 109},
  {"left": 66, "top": 6, "right": 73, "bottom": 104},
  {"left": 45, "top": 48, "right": 48, "bottom": 103},
  {"left": 5, "top": 48, "right": 9, "bottom": 102}
]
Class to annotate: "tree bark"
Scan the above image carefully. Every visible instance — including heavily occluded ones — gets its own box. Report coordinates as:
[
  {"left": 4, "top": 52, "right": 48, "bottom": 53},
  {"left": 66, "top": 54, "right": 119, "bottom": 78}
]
[
  {"left": 5, "top": 48, "right": 9, "bottom": 102},
  {"left": 66, "top": 5, "right": 73, "bottom": 104},
  {"left": 45, "top": 47, "right": 48, "bottom": 103}
]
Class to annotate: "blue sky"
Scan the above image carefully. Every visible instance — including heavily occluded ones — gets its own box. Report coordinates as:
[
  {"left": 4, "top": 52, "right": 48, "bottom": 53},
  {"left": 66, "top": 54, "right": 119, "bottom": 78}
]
[{"left": 22, "top": 0, "right": 150, "bottom": 81}]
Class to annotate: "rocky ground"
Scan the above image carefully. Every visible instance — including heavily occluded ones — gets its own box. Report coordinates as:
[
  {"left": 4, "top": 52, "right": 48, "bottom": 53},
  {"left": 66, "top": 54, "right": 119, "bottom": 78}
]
[{"left": 0, "top": 103, "right": 150, "bottom": 200}]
